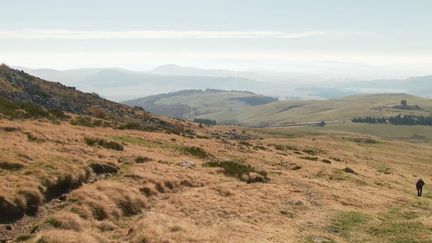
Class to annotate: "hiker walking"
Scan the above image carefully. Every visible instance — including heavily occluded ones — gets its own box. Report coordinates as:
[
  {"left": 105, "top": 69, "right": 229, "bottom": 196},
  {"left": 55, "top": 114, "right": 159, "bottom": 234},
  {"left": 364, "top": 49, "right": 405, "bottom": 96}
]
[{"left": 416, "top": 178, "right": 425, "bottom": 197}]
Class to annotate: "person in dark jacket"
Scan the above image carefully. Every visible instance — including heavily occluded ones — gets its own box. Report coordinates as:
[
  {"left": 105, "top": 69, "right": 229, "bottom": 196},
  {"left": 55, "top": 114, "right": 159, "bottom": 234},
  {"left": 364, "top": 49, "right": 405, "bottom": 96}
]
[{"left": 416, "top": 178, "right": 425, "bottom": 197}]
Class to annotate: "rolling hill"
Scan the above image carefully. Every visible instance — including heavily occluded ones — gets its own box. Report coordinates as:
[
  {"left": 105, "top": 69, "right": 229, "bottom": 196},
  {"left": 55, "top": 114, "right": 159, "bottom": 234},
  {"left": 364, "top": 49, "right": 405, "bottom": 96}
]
[
  {"left": 123, "top": 89, "right": 278, "bottom": 121},
  {"left": 0, "top": 65, "right": 190, "bottom": 133},
  {"left": 0, "top": 65, "right": 141, "bottom": 120},
  {"left": 126, "top": 91, "right": 432, "bottom": 127}
]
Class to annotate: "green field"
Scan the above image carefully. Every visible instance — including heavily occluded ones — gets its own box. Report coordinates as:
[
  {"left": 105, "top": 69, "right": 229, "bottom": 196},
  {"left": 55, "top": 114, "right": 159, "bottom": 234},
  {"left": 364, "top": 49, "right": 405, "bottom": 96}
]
[
  {"left": 128, "top": 91, "right": 432, "bottom": 127},
  {"left": 257, "top": 122, "right": 432, "bottom": 143},
  {"left": 204, "top": 93, "right": 432, "bottom": 126}
]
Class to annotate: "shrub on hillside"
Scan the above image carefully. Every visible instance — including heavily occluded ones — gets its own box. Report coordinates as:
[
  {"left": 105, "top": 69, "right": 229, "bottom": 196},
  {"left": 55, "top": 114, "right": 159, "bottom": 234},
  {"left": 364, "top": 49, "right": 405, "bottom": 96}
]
[
  {"left": 0, "top": 96, "right": 68, "bottom": 120},
  {"left": 181, "top": 146, "right": 211, "bottom": 159},
  {"left": 84, "top": 137, "right": 124, "bottom": 151},
  {"left": 117, "top": 122, "right": 155, "bottom": 132},
  {"left": 89, "top": 162, "right": 119, "bottom": 175},
  {"left": 0, "top": 161, "right": 25, "bottom": 171},
  {"left": 203, "top": 160, "right": 269, "bottom": 183},
  {"left": 193, "top": 118, "right": 217, "bottom": 126},
  {"left": 135, "top": 156, "right": 151, "bottom": 163},
  {"left": 300, "top": 156, "right": 319, "bottom": 161},
  {"left": 70, "top": 116, "right": 93, "bottom": 127},
  {"left": 70, "top": 116, "right": 114, "bottom": 128}
]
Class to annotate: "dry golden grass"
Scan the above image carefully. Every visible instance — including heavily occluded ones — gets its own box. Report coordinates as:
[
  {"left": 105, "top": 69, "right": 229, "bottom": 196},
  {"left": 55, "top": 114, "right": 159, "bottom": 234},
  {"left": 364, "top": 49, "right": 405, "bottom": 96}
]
[
  {"left": 1, "top": 118, "right": 432, "bottom": 242},
  {"left": 37, "top": 229, "right": 106, "bottom": 243}
]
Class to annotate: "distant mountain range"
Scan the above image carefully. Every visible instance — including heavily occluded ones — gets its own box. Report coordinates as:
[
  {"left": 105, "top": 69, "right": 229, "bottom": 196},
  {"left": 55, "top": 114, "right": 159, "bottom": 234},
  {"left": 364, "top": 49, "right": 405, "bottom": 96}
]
[
  {"left": 18, "top": 66, "right": 269, "bottom": 101},
  {"left": 17, "top": 64, "right": 432, "bottom": 102}
]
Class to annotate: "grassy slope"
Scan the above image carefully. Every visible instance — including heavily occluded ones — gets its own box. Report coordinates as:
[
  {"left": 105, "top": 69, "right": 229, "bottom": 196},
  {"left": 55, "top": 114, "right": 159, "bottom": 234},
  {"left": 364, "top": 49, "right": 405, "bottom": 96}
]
[
  {"left": 259, "top": 123, "right": 432, "bottom": 143},
  {"left": 1, "top": 117, "right": 432, "bottom": 242},
  {"left": 129, "top": 90, "right": 432, "bottom": 126},
  {"left": 125, "top": 89, "right": 277, "bottom": 120},
  {"left": 156, "top": 90, "right": 267, "bottom": 119},
  {"left": 198, "top": 93, "right": 432, "bottom": 126}
]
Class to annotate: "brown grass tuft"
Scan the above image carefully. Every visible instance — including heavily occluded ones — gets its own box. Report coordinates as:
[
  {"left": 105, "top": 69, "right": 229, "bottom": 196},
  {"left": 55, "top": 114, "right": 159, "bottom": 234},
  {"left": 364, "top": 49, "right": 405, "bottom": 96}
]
[
  {"left": 0, "top": 161, "right": 25, "bottom": 171},
  {"left": 139, "top": 186, "right": 158, "bottom": 197},
  {"left": 70, "top": 181, "right": 147, "bottom": 220},
  {"left": 37, "top": 229, "right": 104, "bottom": 243},
  {"left": 46, "top": 212, "right": 86, "bottom": 231}
]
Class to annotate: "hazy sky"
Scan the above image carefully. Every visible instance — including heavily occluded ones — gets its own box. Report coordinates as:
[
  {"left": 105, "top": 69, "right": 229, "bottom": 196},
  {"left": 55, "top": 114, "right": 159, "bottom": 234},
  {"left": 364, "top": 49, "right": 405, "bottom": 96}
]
[{"left": 1, "top": 0, "right": 432, "bottom": 79}]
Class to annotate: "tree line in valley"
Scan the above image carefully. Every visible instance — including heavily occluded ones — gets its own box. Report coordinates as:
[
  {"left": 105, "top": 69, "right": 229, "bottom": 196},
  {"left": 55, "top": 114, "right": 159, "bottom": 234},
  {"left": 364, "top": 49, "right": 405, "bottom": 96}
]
[{"left": 352, "top": 115, "right": 432, "bottom": 126}]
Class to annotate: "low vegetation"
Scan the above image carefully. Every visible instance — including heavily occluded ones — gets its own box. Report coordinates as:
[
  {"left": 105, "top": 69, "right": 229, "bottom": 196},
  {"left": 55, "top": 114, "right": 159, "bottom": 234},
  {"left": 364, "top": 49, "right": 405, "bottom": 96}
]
[
  {"left": 135, "top": 156, "right": 151, "bottom": 163},
  {"left": 0, "top": 96, "right": 68, "bottom": 121},
  {"left": 203, "top": 160, "right": 269, "bottom": 183},
  {"left": 193, "top": 118, "right": 217, "bottom": 125},
  {"left": 353, "top": 115, "right": 432, "bottom": 126},
  {"left": 181, "top": 146, "right": 211, "bottom": 159},
  {"left": 300, "top": 156, "right": 319, "bottom": 161},
  {"left": 70, "top": 116, "right": 114, "bottom": 128},
  {"left": 84, "top": 137, "right": 124, "bottom": 151},
  {"left": 327, "top": 211, "right": 371, "bottom": 239},
  {"left": 0, "top": 161, "right": 25, "bottom": 171}
]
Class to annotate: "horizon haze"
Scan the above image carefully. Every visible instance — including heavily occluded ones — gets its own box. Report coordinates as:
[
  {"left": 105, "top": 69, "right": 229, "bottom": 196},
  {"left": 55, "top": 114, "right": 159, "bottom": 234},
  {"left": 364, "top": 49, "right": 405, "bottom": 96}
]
[{"left": 2, "top": 0, "right": 432, "bottom": 80}]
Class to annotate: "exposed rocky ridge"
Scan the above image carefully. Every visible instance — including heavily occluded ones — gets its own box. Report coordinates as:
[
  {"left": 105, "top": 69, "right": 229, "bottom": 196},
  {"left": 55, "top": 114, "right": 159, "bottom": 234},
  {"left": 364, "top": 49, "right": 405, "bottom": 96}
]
[{"left": 0, "top": 64, "right": 147, "bottom": 121}]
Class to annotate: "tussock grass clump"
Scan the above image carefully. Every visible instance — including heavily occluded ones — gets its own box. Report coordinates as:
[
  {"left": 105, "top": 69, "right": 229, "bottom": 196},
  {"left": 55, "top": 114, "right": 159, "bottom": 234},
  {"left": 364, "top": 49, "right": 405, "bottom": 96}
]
[
  {"left": 0, "top": 176, "right": 44, "bottom": 222},
  {"left": 95, "top": 220, "right": 117, "bottom": 232},
  {"left": 46, "top": 212, "right": 86, "bottom": 231},
  {"left": 84, "top": 137, "right": 124, "bottom": 151},
  {"left": 26, "top": 133, "right": 46, "bottom": 143},
  {"left": 43, "top": 173, "right": 89, "bottom": 201},
  {"left": 0, "top": 196, "right": 25, "bottom": 222},
  {"left": 329, "top": 170, "right": 347, "bottom": 181},
  {"left": 16, "top": 189, "right": 44, "bottom": 215},
  {"left": 181, "top": 146, "right": 210, "bottom": 159},
  {"left": 0, "top": 190, "right": 43, "bottom": 222},
  {"left": 300, "top": 156, "right": 319, "bottom": 161},
  {"left": 70, "top": 116, "right": 113, "bottom": 128},
  {"left": 239, "top": 141, "right": 252, "bottom": 146},
  {"left": 203, "top": 161, "right": 269, "bottom": 183},
  {"left": 15, "top": 234, "right": 32, "bottom": 242},
  {"left": 70, "top": 181, "right": 147, "bottom": 220},
  {"left": 164, "top": 180, "right": 175, "bottom": 190},
  {"left": 179, "top": 179, "right": 194, "bottom": 187},
  {"left": 37, "top": 229, "right": 103, "bottom": 243},
  {"left": 343, "top": 167, "right": 358, "bottom": 175},
  {"left": 302, "top": 149, "right": 318, "bottom": 155},
  {"left": 155, "top": 182, "right": 166, "bottom": 193},
  {"left": 118, "top": 122, "right": 154, "bottom": 131},
  {"left": 135, "top": 156, "right": 151, "bottom": 163},
  {"left": 70, "top": 116, "right": 93, "bottom": 127},
  {"left": 0, "top": 161, "right": 25, "bottom": 171},
  {"left": 89, "top": 162, "right": 119, "bottom": 175},
  {"left": 139, "top": 186, "right": 158, "bottom": 197},
  {"left": 253, "top": 145, "right": 267, "bottom": 150},
  {"left": 348, "top": 137, "right": 379, "bottom": 144},
  {"left": 0, "top": 126, "right": 20, "bottom": 132},
  {"left": 270, "top": 144, "right": 299, "bottom": 151}
]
